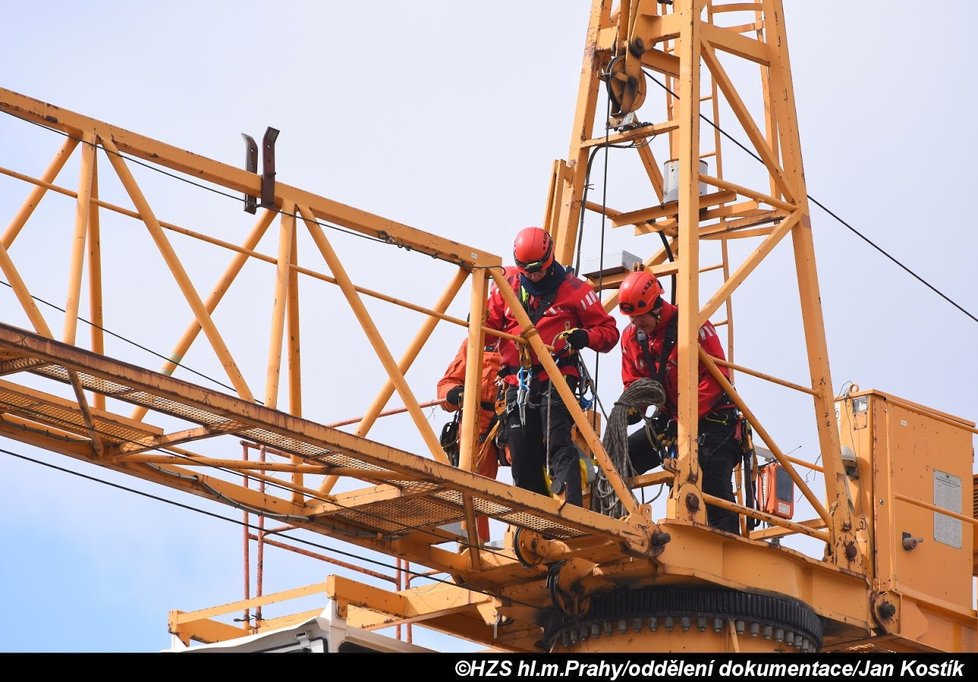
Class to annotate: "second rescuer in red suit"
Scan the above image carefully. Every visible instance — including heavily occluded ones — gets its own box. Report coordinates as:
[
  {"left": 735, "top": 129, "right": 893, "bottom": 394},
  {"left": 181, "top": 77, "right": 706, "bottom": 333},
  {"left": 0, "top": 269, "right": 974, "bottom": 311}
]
[{"left": 436, "top": 338, "right": 502, "bottom": 542}]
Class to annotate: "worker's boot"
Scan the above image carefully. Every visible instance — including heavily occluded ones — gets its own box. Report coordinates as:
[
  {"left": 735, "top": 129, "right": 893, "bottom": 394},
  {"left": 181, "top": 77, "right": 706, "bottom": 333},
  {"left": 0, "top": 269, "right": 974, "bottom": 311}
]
[{"left": 550, "top": 464, "right": 583, "bottom": 507}]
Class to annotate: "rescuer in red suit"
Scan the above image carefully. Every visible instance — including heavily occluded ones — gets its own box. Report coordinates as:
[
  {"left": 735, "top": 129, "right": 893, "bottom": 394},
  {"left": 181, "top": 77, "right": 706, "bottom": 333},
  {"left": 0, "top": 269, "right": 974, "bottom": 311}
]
[
  {"left": 618, "top": 269, "right": 740, "bottom": 533},
  {"left": 485, "top": 227, "right": 619, "bottom": 507}
]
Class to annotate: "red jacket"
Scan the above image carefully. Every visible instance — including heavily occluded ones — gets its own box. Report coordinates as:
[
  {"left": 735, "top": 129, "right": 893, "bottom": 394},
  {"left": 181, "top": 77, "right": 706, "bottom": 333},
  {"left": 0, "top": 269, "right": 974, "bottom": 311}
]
[
  {"left": 620, "top": 301, "right": 730, "bottom": 419},
  {"left": 436, "top": 338, "right": 501, "bottom": 480},
  {"left": 486, "top": 266, "right": 619, "bottom": 385}
]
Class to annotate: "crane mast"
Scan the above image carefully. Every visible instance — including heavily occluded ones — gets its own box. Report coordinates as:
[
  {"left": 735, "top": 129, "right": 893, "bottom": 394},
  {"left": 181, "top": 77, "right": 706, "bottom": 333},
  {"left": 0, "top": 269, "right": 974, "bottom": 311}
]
[{"left": 0, "top": 0, "right": 975, "bottom": 653}]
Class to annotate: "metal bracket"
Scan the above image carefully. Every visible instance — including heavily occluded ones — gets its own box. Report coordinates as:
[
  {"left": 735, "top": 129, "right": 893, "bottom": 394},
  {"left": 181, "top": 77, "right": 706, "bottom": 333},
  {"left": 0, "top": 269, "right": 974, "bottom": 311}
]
[
  {"left": 241, "top": 133, "right": 258, "bottom": 214},
  {"left": 261, "top": 126, "right": 280, "bottom": 208}
]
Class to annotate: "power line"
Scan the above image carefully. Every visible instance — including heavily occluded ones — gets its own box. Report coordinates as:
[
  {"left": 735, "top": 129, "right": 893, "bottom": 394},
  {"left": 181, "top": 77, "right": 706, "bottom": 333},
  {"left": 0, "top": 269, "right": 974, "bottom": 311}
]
[
  {"left": 5, "top": 114, "right": 478, "bottom": 266},
  {"left": 0, "top": 279, "right": 242, "bottom": 397},
  {"left": 0, "top": 394, "right": 514, "bottom": 564},
  {"left": 641, "top": 69, "right": 978, "bottom": 326},
  {"left": 0, "top": 445, "right": 541, "bottom": 612}
]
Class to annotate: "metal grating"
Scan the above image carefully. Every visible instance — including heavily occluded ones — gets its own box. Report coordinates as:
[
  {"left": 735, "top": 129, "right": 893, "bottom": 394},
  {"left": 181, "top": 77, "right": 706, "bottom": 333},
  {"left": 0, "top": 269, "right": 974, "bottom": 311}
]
[
  {"left": 434, "top": 489, "right": 588, "bottom": 539},
  {"left": 329, "top": 495, "right": 465, "bottom": 536},
  {"left": 0, "top": 384, "right": 158, "bottom": 445},
  {"left": 0, "top": 325, "right": 645, "bottom": 554}
]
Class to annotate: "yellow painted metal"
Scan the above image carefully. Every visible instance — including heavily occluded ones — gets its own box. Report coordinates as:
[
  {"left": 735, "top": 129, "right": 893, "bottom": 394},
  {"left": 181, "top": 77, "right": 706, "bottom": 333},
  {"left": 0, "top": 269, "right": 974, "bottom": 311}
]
[
  {"left": 0, "top": 230, "right": 54, "bottom": 336},
  {"left": 101, "top": 136, "right": 256, "bottom": 403},
  {"left": 86, "top": 158, "right": 105, "bottom": 410},
  {"left": 1, "top": 136, "right": 78, "bottom": 248},
  {"left": 710, "top": 353, "right": 817, "bottom": 396},
  {"left": 131, "top": 210, "right": 275, "bottom": 422},
  {"left": 552, "top": 0, "right": 612, "bottom": 265},
  {"left": 286, "top": 219, "right": 303, "bottom": 504},
  {"left": 0, "top": 0, "right": 975, "bottom": 654},
  {"left": 700, "top": 347, "right": 829, "bottom": 525},
  {"left": 670, "top": 0, "right": 706, "bottom": 526},
  {"left": 0, "top": 87, "right": 498, "bottom": 269},
  {"left": 838, "top": 389, "right": 976, "bottom": 649},
  {"left": 264, "top": 202, "right": 295, "bottom": 411},
  {"left": 298, "top": 204, "right": 450, "bottom": 466},
  {"left": 318, "top": 269, "right": 468, "bottom": 495},
  {"left": 62, "top": 133, "right": 96, "bottom": 346},
  {"left": 696, "top": 211, "right": 798, "bottom": 326}
]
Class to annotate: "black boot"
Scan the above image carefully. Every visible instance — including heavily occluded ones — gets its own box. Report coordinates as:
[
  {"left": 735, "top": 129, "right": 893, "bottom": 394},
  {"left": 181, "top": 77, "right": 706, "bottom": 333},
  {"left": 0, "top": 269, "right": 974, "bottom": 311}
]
[{"left": 551, "top": 464, "right": 583, "bottom": 507}]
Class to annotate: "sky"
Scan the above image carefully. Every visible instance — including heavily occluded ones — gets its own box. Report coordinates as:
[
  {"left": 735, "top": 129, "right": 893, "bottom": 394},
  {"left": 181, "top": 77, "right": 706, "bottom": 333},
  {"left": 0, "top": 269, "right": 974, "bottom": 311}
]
[{"left": 1, "top": 1, "right": 977, "bottom": 653}]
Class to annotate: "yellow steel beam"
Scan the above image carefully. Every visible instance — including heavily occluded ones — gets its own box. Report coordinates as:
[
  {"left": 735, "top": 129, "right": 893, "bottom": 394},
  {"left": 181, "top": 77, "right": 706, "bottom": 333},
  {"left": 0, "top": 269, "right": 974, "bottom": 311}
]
[
  {"left": 0, "top": 322, "right": 654, "bottom": 555},
  {"left": 298, "top": 204, "right": 450, "bottom": 466},
  {"left": 2, "top": 136, "right": 79, "bottom": 248},
  {"left": 62, "top": 132, "right": 96, "bottom": 346},
  {"left": 101, "top": 136, "right": 256, "bottom": 403},
  {"left": 609, "top": 190, "right": 737, "bottom": 226},
  {"left": 698, "top": 347, "right": 830, "bottom": 524},
  {"left": 0, "top": 87, "right": 498, "bottom": 269},
  {"left": 86, "top": 157, "right": 105, "bottom": 410},
  {"left": 670, "top": 0, "right": 707, "bottom": 527},
  {"left": 696, "top": 210, "right": 798, "bottom": 326}
]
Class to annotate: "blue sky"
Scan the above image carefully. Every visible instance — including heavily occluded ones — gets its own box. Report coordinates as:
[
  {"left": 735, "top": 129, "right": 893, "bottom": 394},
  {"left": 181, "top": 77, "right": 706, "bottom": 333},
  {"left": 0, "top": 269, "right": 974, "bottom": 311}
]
[{"left": 1, "top": 1, "right": 976, "bottom": 652}]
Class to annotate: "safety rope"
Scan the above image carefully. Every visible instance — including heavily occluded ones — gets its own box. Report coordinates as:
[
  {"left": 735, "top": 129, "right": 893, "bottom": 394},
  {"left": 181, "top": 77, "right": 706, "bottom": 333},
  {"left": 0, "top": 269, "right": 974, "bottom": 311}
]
[{"left": 589, "top": 378, "right": 666, "bottom": 518}]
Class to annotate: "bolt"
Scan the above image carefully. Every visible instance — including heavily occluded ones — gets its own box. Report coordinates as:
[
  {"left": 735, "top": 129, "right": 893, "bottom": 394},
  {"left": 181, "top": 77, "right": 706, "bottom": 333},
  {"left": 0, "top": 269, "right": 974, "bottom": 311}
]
[
  {"left": 652, "top": 530, "right": 672, "bottom": 546},
  {"left": 629, "top": 38, "right": 646, "bottom": 58},
  {"left": 686, "top": 492, "right": 701, "bottom": 512},
  {"left": 845, "top": 542, "right": 858, "bottom": 561},
  {"left": 878, "top": 601, "right": 896, "bottom": 620}
]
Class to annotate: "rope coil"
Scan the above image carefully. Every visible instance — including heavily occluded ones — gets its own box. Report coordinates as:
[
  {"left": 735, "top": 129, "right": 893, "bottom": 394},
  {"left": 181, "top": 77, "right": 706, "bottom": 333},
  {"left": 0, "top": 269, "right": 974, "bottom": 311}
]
[{"left": 590, "top": 378, "right": 666, "bottom": 518}]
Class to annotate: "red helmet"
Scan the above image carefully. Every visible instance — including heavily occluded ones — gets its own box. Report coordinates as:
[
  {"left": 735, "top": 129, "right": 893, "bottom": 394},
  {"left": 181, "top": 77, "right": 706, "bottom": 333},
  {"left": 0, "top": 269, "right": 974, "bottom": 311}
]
[
  {"left": 618, "top": 270, "right": 663, "bottom": 316},
  {"left": 513, "top": 227, "right": 554, "bottom": 274}
]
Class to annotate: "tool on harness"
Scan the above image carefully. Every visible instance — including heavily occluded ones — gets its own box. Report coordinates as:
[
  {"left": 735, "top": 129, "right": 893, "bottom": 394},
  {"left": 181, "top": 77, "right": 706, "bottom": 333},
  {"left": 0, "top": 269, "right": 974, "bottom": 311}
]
[
  {"left": 516, "top": 365, "right": 530, "bottom": 426},
  {"left": 574, "top": 354, "right": 596, "bottom": 411},
  {"left": 643, "top": 413, "right": 677, "bottom": 464},
  {"left": 736, "top": 416, "right": 760, "bottom": 529},
  {"left": 439, "top": 410, "right": 461, "bottom": 467}
]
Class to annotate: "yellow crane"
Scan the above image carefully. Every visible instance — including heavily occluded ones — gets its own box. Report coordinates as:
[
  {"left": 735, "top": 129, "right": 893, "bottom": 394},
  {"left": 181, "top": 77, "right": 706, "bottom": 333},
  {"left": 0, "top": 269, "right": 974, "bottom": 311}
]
[{"left": 0, "top": 1, "right": 975, "bottom": 652}]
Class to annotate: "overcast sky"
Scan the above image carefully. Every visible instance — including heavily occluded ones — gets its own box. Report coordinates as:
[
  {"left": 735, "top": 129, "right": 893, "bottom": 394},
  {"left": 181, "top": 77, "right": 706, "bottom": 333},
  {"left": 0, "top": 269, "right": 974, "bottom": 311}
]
[{"left": 1, "top": 1, "right": 976, "bottom": 652}]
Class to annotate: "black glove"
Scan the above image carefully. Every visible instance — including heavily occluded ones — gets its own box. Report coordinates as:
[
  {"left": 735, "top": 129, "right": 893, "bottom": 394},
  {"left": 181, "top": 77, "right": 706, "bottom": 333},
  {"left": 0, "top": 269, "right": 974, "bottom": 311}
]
[
  {"left": 567, "top": 328, "right": 589, "bottom": 350},
  {"left": 446, "top": 386, "right": 464, "bottom": 407},
  {"left": 651, "top": 414, "right": 676, "bottom": 438},
  {"left": 626, "top": 407, "right": 644, "bottom": 425}
]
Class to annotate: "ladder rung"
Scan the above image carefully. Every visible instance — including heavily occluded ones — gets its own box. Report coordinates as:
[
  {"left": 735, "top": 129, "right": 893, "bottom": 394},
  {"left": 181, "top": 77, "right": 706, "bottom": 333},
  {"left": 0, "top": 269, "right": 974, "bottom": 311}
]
[{"left": 710, "top": 2, "right": 763, "bottom": 13}]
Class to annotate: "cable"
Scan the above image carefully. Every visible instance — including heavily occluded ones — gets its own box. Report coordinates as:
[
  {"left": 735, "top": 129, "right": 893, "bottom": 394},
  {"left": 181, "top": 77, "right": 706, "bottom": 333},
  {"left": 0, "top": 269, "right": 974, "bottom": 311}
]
[
  {"left": 4, "top": 115, "right": 481, "bottom": 268},
  {"left": 641, "top": 68, "right": 978, "bottom": 326},
  {"left": 0, "top": 445, "right": 541, "bottom": 611},
  {"left": 0, "top": 393, "right": 514, "bottom": 562},
  {"left": 0, "top": 279, "right": 241, "bottom": 397}
]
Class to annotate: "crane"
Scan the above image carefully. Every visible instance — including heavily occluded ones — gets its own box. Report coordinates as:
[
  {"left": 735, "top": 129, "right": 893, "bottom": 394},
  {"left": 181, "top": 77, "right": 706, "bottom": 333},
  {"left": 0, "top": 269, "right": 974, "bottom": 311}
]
[{"left": 0, "top": 0, "right": 975, "bottom": 653}]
